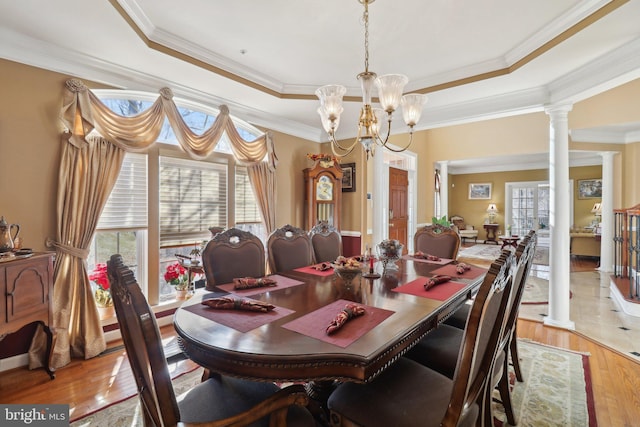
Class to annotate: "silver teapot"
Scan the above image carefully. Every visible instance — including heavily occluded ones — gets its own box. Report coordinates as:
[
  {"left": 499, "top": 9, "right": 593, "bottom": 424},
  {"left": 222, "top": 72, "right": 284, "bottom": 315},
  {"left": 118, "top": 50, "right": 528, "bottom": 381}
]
[{"left": 0, "top": 216, "right": 20, "bottom": 253}]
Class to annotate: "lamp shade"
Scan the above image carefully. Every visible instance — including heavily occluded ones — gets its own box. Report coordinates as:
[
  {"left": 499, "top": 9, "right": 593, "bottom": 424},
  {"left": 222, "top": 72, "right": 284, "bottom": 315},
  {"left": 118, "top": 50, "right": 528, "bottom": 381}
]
[{"left": 486, "top": 203, "right": 498, "bottom": 214}]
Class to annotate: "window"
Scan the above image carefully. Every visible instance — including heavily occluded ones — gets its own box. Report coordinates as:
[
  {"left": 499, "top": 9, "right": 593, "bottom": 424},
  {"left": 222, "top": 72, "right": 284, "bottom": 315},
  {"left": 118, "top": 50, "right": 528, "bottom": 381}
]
[
  {"left": 235, "top": 166, "right": 266, "bottom": 243},
  {"left": 160, "top": 156, "right": 227, "bottom": 246},
  {"left": 90, "top": 91, "right": 265, "bottom": 305},
  {"left": 88, "top": 153, "right": 148, "bottom": 290}
]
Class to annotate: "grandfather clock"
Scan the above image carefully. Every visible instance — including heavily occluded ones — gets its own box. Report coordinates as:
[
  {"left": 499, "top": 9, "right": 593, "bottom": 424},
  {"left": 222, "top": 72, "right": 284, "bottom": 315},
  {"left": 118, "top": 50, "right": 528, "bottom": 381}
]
[{"left": 304, "top": 160, "right": 343, "bottom": 230}]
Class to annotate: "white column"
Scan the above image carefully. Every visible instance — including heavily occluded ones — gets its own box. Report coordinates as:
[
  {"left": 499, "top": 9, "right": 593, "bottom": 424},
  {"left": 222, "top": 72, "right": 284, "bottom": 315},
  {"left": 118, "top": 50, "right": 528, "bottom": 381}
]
[
  {"left": 599, "top": 152, "right": 616, "bottom": 272},
  {"left": 439, "top": 162, "right": 449, "bottom": 220},
  {"left": 544, "top": 104, "right": 575, "bottom": 330},
  {"left": 372, "top": 150, "right": 386, "bottom": 246}
]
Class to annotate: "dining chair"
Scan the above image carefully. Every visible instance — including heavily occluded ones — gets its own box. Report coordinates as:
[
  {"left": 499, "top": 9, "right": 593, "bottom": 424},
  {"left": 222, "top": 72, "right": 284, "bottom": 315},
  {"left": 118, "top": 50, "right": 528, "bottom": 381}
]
[
  {"left": 444, "top": 230, "right": 536, "bottom": 381},
  {"left": 202, "top": 227, "right": 266, "bottom": 290},
  {"left": 406, "top": 231, "right": 537, "bottom": 426},
  {"left": 327, "top": 250, "right": 515, "bottom": 427},
  {"left": 267, "top": 224, "right": 315, "bottom": 273},
  {"left": 414, "top": 223, "right": 461, "bottom": 260},
  {"left": 308, "top": 221, "right": 342, "bottom": 263},
  {"left": 106, "top": 254, "right": 315, "bottom": 427}
]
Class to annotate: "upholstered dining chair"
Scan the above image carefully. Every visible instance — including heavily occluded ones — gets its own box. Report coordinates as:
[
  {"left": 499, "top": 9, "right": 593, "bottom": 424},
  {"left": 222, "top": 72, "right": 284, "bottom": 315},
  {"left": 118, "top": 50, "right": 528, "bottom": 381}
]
[
  {"left": 407, "top": 231, "right": 537, "bottom": 426},
  {"left": 202, "top": 227, "right": 265, "bottom": 291},
  {"left": 308, "top": 221, "right": 342, "bottom": 263},
  {"left": 106, "top": 254, "right": 315, "bottom": 427},
  {"left": 267, "top": 224, "right": 315, "bottom": 273},
  {"left": 414, "top": 223, "right": 461, "bottom": 260},
  {"left": 327, "top": 250, "right": 515, "bottom": 427}
]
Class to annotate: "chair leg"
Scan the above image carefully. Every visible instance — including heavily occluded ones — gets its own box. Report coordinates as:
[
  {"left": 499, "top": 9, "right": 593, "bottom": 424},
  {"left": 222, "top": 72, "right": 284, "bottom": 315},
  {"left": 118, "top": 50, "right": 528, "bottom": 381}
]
[
  {"left": 498, "top": 351, "right": 517, "bottom": 426},
  {"left": 509, "top": 332, "right": 523, "bottom": 382}
]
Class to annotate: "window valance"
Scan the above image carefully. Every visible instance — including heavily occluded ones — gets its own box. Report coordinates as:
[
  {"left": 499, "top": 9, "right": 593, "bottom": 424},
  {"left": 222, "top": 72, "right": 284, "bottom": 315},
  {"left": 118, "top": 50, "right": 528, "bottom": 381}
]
[{"left": 60, "top": 79, "right": 277, "bottom": 169}]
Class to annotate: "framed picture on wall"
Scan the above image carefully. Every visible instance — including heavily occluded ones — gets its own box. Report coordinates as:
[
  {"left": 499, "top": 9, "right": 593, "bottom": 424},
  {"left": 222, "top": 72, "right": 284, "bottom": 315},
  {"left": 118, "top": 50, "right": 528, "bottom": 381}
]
[
  {"left": 578, "top": 179, "right": 602, "bottom": 199},
  {"left": 341, "top": 163, "right": 356, "bottom": 192},
  {"left": 468, "top": 183, "right": 492, "bottom": 200}
]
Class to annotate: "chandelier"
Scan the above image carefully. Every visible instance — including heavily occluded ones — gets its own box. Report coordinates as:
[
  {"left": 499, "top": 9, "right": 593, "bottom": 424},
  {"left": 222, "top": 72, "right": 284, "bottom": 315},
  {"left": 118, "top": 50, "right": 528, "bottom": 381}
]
[{"left": 315, "top": 0, "right": 427, "bottom": 159}]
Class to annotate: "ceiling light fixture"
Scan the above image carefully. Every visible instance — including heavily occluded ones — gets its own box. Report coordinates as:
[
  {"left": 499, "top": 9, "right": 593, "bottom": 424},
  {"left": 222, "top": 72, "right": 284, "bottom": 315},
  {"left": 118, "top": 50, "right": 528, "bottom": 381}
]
[{"left": 315, "top": 0, "right": 427, "bottom": 159}]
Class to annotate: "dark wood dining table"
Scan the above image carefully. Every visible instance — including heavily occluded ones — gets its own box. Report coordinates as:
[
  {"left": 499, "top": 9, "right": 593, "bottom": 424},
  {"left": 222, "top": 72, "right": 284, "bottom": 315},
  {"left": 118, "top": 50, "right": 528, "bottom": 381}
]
[{"left": 173, "top": 257, "right": 485, "bottom": 394}]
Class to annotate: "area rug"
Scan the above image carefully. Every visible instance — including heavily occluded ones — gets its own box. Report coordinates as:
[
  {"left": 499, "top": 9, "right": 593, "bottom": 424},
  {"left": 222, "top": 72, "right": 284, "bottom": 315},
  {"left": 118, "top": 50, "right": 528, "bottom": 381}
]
[
  {"left": 458, "top": 243, "right": 549, "bottom": 265},
  {"left": 493, "top": 340, "right": 596, "bottom": 426},
  {"left": 521, "top": 276, "right": 572, "bottom": 305},
  {"left": 70, "top": 341, "right": 596, "bottom": 427},
  {"left": 70, "top": 368, "right": 204, "bottom": 426}
]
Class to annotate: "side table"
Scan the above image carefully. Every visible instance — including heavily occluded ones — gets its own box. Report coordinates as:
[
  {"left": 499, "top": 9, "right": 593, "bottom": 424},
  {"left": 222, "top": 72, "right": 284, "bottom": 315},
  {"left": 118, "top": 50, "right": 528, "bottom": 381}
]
[
  {"left": 499, "top": 235, "right": 520, "bottom": 250},
  {"left": 483, "top": 224, "right": 499, "bottom": 244}
]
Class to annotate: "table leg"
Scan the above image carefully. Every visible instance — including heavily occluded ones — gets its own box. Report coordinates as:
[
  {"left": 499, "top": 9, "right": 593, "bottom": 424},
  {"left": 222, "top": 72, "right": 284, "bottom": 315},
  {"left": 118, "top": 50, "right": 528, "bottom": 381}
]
[{"left": 305, "top": 380, "right": 336, "bottom": 426}]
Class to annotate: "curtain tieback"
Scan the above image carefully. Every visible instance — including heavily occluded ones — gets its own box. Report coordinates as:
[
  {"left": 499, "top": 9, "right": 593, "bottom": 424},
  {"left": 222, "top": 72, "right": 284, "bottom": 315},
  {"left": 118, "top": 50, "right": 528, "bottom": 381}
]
[{"left": 45, "top": 238, "right": 89, "bottom": 259}]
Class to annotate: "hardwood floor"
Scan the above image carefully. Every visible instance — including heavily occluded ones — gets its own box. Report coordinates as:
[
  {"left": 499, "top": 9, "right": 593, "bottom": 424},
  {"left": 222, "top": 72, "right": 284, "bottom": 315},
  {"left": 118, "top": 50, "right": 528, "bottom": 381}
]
[{"left": 1, "top": 255, "right": 639, "bottom": 426}]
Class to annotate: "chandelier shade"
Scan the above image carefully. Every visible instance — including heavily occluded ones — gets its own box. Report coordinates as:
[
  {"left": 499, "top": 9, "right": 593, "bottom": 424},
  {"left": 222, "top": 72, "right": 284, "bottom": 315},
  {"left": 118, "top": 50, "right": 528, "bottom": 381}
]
[{"left": 315, "top": 0, "right": 427, "bottom": 159}]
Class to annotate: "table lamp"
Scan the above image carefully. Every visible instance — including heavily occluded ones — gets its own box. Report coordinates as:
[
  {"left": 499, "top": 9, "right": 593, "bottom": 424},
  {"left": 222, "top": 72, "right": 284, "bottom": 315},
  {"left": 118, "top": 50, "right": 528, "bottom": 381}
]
[
  {"left": 591, "top": 202, "right": 602, "bottom": 222},
  {"left": 487, "top": 203, "right": 498, "bottom": 223}
]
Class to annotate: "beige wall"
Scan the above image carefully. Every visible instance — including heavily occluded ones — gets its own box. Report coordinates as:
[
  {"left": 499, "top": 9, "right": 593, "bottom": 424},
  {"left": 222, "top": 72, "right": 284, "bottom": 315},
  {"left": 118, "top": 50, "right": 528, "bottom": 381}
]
[
  {"left": 0, "top": 59, "right": 316, "bottom": 253},
  {"left": 2, "top": 56, "right": 640, "bottom": 255}
]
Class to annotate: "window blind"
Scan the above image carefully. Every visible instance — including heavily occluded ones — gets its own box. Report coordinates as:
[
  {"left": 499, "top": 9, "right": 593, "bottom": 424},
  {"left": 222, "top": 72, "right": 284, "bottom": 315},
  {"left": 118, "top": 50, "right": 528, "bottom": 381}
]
[
  {"left": 160, "top": 156, "right": 227, "bottom": 246},
  {"left": 97, "top": 153, "right": 148, "bottom": 230},
  {"left": 235, "top": 166, "right": 261, "bottom": 224}
]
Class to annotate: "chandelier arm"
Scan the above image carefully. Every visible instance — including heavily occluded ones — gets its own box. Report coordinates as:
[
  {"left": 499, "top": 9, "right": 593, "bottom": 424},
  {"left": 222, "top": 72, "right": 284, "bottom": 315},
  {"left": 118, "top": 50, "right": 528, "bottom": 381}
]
[
  {"left": 380, "top": 130, "right": 416, "bottom": 153},
  {"left": 328, "top": 132, "right": 359, "bottom": 157}
]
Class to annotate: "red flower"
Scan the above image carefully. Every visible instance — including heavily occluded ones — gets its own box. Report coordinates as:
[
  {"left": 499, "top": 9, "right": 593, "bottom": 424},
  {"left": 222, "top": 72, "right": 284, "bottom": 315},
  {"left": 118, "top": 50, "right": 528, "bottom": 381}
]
[
  {"left": 164, "top": 262, "right": 187, "bottom": 285},
  {"left": 89, "top": 263, "right": 109, "bottom": 291}
]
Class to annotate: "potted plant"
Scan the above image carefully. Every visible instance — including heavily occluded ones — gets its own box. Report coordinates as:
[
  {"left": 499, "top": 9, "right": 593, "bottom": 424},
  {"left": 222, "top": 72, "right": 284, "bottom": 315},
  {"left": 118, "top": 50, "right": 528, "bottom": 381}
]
[
  {"left": 164, "top": 262, "right": 189, "bottom": 299},
  {"left": 89, "top": 263, "right": 114, "bottom": 319}
]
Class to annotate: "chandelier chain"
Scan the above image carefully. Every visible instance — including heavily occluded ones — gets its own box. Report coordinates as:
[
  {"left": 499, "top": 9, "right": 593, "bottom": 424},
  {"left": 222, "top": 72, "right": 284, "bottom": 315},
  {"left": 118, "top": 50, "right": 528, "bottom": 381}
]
[{"left": 363, "top": 1, "right": 369, "bottom": 73}]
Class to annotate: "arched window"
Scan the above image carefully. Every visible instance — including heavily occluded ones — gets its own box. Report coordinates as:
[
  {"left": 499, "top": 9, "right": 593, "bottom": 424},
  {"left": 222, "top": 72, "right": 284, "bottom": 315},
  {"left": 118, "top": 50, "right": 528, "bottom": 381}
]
[{"left": 87, "top": 91, "right": 264, "bottom": 305}]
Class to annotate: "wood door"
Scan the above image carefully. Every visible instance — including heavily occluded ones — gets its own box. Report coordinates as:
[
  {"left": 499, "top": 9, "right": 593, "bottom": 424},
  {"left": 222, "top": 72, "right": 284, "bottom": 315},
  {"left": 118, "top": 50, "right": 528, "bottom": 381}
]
[{"left": 389, "top": 167, "right": 408, "bottom": 253}]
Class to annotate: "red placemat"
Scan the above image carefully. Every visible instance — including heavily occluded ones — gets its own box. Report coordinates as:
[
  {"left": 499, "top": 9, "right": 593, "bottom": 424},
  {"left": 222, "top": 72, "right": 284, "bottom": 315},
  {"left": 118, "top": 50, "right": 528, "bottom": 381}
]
[
  {"left": 282, "top": 299, "right": 395, "bottom": 348},
  {"left": 431, "top": 263, "right": 487, "bottom": 279},
  {"left": 391, "top": 277, "right": 467, "bottom": 301},
  {"left": 402, "top": 254, "right": 453, "bottom": 265},
  {"left": 216, "top": 275, "right": 305, "bottom": 296},
  {"left": 183, "top": 295, "right": 295, "bottom": 333},
  {"left": 294, "top": 264, "right": 336, "bottom": 277}
]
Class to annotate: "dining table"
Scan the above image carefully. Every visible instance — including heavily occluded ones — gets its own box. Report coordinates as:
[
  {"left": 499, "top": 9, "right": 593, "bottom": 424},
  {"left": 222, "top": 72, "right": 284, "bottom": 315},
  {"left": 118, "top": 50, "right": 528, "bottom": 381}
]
[{"left": 173, "top": 256, "right": 486, "bottom": 417}]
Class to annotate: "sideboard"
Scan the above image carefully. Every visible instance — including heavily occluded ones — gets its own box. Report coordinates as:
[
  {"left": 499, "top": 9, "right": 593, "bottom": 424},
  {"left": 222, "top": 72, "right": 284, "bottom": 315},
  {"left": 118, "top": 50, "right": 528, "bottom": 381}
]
[{"left": 0, "top": 252, "right": 55, "bottom": 379}]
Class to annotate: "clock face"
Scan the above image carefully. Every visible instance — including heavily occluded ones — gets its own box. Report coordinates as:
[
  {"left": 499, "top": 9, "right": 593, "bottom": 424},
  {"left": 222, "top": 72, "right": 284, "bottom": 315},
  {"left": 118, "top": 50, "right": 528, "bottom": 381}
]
[{"left": 316, "top": 175, "right": 333, "bottom": 201}]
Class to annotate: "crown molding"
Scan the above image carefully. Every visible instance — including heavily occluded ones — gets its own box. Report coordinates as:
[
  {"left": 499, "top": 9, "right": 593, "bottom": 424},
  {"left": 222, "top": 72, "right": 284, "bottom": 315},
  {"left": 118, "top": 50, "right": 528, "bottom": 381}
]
[
  {"left": 571, "top": 127, "right": 640, "bottom": 143},
  {"left": 548, "top": 36, "right": 640, "bottom": 104},
  {"left": 0, "top": 28, "right": 321, "bottom": 142}
]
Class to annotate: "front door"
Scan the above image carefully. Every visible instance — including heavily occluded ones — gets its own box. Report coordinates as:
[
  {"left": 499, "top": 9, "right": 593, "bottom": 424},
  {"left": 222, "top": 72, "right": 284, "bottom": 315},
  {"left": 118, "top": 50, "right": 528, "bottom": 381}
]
[{"left": 389, "top": 167, "right": 408, "bottom": 253}]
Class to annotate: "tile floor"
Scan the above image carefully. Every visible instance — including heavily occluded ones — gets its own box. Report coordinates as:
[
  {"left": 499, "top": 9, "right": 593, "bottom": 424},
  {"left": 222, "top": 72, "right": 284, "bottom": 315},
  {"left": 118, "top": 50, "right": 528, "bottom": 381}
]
[{"left": 519, "top": 263, "right": 640, "bottom": 361}]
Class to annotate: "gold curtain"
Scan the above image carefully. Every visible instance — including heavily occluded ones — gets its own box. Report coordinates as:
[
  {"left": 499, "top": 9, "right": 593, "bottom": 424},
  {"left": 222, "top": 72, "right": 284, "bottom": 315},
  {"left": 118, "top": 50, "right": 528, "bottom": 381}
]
[
  {"left": 31, "top": 136, "right": 125, "bottom": 369},
  {"left": 43, "top": 79, "right": 278, "bottom": 368},
  {"left": 247, "top": 161, "right": 278, "bottom": 234}
]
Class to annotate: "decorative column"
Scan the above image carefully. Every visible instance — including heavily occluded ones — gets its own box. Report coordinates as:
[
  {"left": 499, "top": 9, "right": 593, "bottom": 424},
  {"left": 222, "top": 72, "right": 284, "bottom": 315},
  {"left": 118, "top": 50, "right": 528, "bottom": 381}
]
[
  {"left": 439, "top": 161, "right": 449, "bottom": 220},
  {"left": 599, "top": 152, "right": 616, "bottom": 272},
  {"left": 372, "top": 150, "right": 386, "bottom": 247},
  {"left": 544, "top": 104, "right": 575, "bottom": 330}
]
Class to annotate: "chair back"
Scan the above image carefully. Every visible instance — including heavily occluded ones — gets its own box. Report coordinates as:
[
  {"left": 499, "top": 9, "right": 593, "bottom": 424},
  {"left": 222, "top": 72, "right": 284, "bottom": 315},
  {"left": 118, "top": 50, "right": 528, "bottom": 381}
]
[
  {"left": 414, "top": 224, "right": 461, "bottom": 259},
  {"left": 503, "top": 230, "right": 537, "bottom": 341},
  {"left": 267, "top": 224, "right": 315, "bottom": 273},
  {"left": 202, "top": 228, "right": 265, "bottom": 290},
  {"left": 308, "top": 221, "right": 342, "bottom": 263},
  {"left": 107, "top": 254, "right": 180, "bottom": 427},
  {"left": 443, "top": 249, "right": 515, "bottom": 425}
]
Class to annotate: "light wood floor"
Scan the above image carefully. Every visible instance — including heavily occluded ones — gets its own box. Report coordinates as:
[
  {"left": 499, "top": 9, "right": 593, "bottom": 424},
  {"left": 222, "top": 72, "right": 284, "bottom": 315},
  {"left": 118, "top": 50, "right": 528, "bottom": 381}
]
[{"left": 1, "top": 258, "right": 639, "bottom": 426}]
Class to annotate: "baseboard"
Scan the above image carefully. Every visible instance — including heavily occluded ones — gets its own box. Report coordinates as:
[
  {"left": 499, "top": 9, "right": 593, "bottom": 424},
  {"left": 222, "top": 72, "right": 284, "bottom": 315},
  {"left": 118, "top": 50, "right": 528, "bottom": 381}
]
[
  {"left": 0, "top": 303, "right": 179, "bottom": 373},
  {"left": 0, "top": 353, "right": 29, "bottom": 373}
]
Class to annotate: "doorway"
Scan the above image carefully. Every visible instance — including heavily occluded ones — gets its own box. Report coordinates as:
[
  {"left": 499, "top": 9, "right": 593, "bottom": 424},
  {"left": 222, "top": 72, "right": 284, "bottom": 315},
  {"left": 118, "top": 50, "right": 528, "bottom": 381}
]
[{"left": 389, "top": 167, "right": 408, "bottom": 253}]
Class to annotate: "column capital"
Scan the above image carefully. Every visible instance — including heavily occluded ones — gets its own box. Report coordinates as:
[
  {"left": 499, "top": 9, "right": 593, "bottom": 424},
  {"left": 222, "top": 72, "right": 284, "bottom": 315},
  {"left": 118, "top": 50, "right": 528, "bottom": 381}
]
[{"left": 544, "top": 103, "right": 573, "bottom": 117}]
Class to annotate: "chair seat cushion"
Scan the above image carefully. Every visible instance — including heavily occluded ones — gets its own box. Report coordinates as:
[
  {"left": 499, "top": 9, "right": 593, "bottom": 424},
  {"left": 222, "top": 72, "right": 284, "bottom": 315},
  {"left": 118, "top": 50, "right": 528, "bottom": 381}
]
[
  {"left": 404, "top": 324, "right": 463, "bottom": 379},
  {"left": 443, "top": 302, "right": 471, "bottom": 329},
  {"left": 178, "top": 376, "right": 314, "bottom": 427},
  {"left": 328, "top": 357, "right": 477, "bottom": 427}
]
